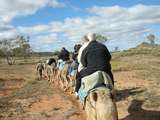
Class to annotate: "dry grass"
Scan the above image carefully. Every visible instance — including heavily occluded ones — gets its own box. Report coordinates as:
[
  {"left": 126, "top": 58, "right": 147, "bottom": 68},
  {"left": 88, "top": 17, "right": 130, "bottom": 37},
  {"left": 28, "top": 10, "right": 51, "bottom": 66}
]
[
  {"left": 112, "top": 45, "right": 160, "bottom": 119},
  {"left": 0, "top": 62, "right": 56, "bottom": 119},
  {"left": 0, "top": 45, "right": 160, "bottom": 120},
  {"left": 0, "top": 58, "right": 85, "bottom": 120},
  {"left": 112, "top": 46, "right": 160, "bottom": 82}
]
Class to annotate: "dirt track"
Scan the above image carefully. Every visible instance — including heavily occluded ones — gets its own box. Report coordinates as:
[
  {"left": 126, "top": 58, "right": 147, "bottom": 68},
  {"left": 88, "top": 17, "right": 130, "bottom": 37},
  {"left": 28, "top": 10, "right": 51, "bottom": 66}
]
[
  {"left": 29, "top": 86, "right": 86, "bottom": 120},
  {"left": 0, "top": 64, "right": 160, "bottom": 120},
  {"left": 0, "top": 64, "right": 86, "bottom": 120}
]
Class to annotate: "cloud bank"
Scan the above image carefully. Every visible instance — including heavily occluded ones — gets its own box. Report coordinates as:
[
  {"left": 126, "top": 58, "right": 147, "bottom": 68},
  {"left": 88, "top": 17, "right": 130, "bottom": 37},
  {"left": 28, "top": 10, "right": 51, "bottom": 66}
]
[{"left": 0, "top": 2, "right": 160, "bottom": 51}]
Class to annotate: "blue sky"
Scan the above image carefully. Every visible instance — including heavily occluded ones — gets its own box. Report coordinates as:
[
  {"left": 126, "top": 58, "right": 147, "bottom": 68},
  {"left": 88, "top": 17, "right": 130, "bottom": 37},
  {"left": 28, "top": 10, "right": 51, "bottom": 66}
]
[
  {"left": 0, "top": 0, "right": 160, "bottom": 52},
  {"left": 12, "top": 0, "right": 160, "bottom": 26}
]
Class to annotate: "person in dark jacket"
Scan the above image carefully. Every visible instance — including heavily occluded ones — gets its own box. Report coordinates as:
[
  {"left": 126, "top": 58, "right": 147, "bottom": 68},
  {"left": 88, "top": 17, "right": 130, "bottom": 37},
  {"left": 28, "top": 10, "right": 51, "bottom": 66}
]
[
  {"left": 72, "top": 44, "right": 82, "bottom": 63},
  {"left": 69, "top": 44, "right": 82, "bottom": 75},
  {"left": 58, "top": 47, "right": 70, "bottom": 61},
  {"left": 75, "top": 33, "right": 114, "bottom": 93},
  {"left": 47, "top": 58, "right": 56, "bottom": 66}
]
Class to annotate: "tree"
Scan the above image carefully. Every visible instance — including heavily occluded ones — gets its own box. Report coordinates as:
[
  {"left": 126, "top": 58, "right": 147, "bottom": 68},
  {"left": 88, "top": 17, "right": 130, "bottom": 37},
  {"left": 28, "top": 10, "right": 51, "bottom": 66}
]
[
  {"left": 114, "top": 46, "right": 119, "bottom": 52},
  {"left": 0, "top": 35, "right": 32, "bottom": 65},
  {"left": 96, "top": 33, "right": 108, "bottom": 42},
  {"left": 147, "top": 34, "right": 155, "bottom": 45},
  {"left": 0, "top": 38, "right": 17, "bottom": 65},
  {"left": 53, "top": 50, "right": 60, "bottom": 56},
  {"left": 14, "top": 35, "right": 32, "bottom": 59},
  {"left": 0, "top": 49, "right": 5, "bottom": 57}
]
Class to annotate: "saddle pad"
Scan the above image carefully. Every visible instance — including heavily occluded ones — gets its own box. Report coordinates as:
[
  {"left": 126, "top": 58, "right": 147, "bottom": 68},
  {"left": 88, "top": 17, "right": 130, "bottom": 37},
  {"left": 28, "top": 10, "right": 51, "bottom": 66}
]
[
  {"left": 58, "top": 61, "right": 66, "bottom": 70},
  {"left": 70, "top": 70, "right": 77, "bottom": 76},
  {"left": 78, "top": 71, "right": 113, "bottom": 103}
]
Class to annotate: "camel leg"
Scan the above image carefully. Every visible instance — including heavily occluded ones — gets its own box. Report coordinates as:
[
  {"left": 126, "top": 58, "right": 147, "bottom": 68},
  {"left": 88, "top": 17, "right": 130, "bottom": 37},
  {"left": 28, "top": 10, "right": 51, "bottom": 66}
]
[
  {"left": 50, "top": 69, "right": 54, "bottom": 83},
  {"left": 59, "top": 72, "right": 65, "bottom": 89},
  {"left": 64, "top": 75, "right": 71, "bottom": 92},
  {"left": 70, "top": 76, "right": 75, "bottom": 94},
  {"left": 67, "top": 76, "right": 74, "bottom": 93},
  {"left": 57, "top": 70, "right": 63, "bottom": 88},
  {"left": 69, "top": 77, "right": 74, "bottom": 93},
  {"left": 62, "top": 76, "right": 67, "bottom": 91}
]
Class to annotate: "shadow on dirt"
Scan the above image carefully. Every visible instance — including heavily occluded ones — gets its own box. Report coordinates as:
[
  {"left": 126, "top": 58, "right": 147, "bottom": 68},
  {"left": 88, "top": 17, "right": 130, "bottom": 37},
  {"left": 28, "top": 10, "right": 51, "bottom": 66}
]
[
  {"left": 120, "top": 99, "right": 160, "bottom": 120},
  {"left": 115, "top": 87, "right": 144, "bottom": 102}
]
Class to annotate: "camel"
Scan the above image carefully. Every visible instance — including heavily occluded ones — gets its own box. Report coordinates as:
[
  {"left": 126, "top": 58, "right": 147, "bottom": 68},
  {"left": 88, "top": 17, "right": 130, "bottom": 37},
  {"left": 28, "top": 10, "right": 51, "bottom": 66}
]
[
  {"left": 54, "top": 60, "right": 77, "bottom": 93},
  {"left": 36, "top": 62, "right": 45, "bottom": 80},
  {"left": 85, "top": 88, "right": 118, "bottom": 120},
  {"left": 55, "top": 62, "right": 71, "bottom": 91},
  {"left": 79, "top": 71, "right": 118, "bottom": 120},
  {"left": 46, "top": 63, "right": 57, "bottom": 83},
  {"left": 67, "top": 70, "right": 77, "bottom": 94}
]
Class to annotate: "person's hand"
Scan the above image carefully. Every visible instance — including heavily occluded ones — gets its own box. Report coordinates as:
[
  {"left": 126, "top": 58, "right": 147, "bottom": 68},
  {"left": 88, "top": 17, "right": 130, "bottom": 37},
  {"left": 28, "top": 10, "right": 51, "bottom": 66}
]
[{"left": 75, "top": 92, "right": 79, "bottom": 99}]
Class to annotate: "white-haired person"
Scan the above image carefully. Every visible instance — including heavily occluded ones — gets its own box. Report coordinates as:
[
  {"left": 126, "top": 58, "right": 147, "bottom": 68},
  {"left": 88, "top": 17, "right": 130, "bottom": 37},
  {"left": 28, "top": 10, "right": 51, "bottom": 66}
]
[{"left": 75, "top": 33, "right": 114, "bottom": 95}]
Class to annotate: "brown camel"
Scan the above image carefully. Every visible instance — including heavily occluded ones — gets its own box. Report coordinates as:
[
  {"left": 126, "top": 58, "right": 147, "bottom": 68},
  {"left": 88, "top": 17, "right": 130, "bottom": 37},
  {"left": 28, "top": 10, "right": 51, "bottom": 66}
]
[
  {"left": 82, "top": 71, "right": 118, "bottom": 120},
  {"left": 56, "top": 63, "right": 71, "bottom": 91},
  {"left": 46, "top": 63, "right": 56, "bottom": 83},
  {"left": 67, "top": 70, "right": 77, "bottom": 93}
]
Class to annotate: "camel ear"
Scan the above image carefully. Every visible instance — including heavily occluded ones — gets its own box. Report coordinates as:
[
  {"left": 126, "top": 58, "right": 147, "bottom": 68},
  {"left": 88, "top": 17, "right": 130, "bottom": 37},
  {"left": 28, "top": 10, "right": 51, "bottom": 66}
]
[{"left": 92, "top": 92, "right": 98, "bottom": 102}]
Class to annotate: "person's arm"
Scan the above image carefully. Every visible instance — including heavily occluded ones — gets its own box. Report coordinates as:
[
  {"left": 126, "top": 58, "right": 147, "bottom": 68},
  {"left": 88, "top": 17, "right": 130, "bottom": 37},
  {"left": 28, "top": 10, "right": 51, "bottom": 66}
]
[
  {"left": 75, "top": 72, "right": 81, "bottom": 93},
  {"left": 105, "top": 47, "right": 111, "bottom": 61},
  {"left": 36, "top": 64, "right": 39, "bottom": 71},
  {"left": 81, "top": 49, "right": 87, "bottom": 67},
  {"left": 72, "top": 53, "right": 76, "bottom": 61},
  {"left": 77, "top": 43, "right": 88, "bottom": 72}
]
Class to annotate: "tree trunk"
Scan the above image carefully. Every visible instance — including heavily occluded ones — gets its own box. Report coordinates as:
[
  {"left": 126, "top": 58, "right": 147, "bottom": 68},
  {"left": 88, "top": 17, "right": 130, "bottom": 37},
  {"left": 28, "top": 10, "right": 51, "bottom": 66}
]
[{"left": 6, "top": 56, "right": 15, "bottom": 65}]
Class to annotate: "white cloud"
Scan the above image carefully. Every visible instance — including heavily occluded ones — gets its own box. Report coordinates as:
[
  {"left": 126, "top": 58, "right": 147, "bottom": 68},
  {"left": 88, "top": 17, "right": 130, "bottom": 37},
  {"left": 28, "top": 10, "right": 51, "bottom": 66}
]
[
  {"left": 18, "top": 25, "right": 49, "bottom": 35},
  {"left": 1, "top": 4, "right": 160, "bottom": 51},
  {"left": 48, "top": 0, "right": 66, "bottom": 8},
  {"left": 49, "top": 4, "right": 160, "bottom": 42},
  {"left": 34, "top": 33, "right": 58, "bottom": 44},
  {"left": 0, "top": 29, "right": 18, "bottom": 39},
  {"left": 0, "top": 0, "right": 65, "bottom": 31},
  {"left": 0, "top": 0, "right": 65, "bottom": 42},
  {"left": 0, "top": 0, "right": 48, "bottom": 23},
  {"left": 30, "top": 33, "right": 59, "bottom": 51}
]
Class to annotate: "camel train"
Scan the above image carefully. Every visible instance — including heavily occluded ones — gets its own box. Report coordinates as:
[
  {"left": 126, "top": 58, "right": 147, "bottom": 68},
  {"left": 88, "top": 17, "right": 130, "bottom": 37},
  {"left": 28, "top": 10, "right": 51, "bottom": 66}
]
[{"left": 37, "top": 33, "right": 118, "bottom": 120}]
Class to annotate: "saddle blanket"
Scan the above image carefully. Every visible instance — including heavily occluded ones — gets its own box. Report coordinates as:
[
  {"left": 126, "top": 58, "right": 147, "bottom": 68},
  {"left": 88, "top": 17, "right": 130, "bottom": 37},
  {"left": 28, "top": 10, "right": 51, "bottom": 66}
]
[
  {"left": 57, "top": 59, "right": 66, "bottom": 70},
  {"left": 78, "top": 71, "right": 113, "bottom": 104}
]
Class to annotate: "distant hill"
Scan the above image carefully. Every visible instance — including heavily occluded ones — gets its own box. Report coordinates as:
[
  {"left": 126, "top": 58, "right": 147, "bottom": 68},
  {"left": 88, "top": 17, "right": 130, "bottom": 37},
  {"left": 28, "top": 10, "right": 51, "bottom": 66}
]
[
  {"left": 32, "top": 50, "right": 60, "bottom": 57},
  {"left": 112, "top": 42, "right": 160, "bottom": 59},
  {"left": 136, "top": 42, "right": 160, "bottom": 48}
]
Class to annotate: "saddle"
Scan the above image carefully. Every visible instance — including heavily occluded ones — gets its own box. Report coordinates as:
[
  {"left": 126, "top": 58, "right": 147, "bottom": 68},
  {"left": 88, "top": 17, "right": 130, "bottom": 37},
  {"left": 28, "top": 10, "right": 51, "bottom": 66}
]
[
  {"left": 78, "top": 71, "right": 113, "bottom": 104},
  {"left": 57, "top": 60, "right": 72, "bottom": 70}
]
